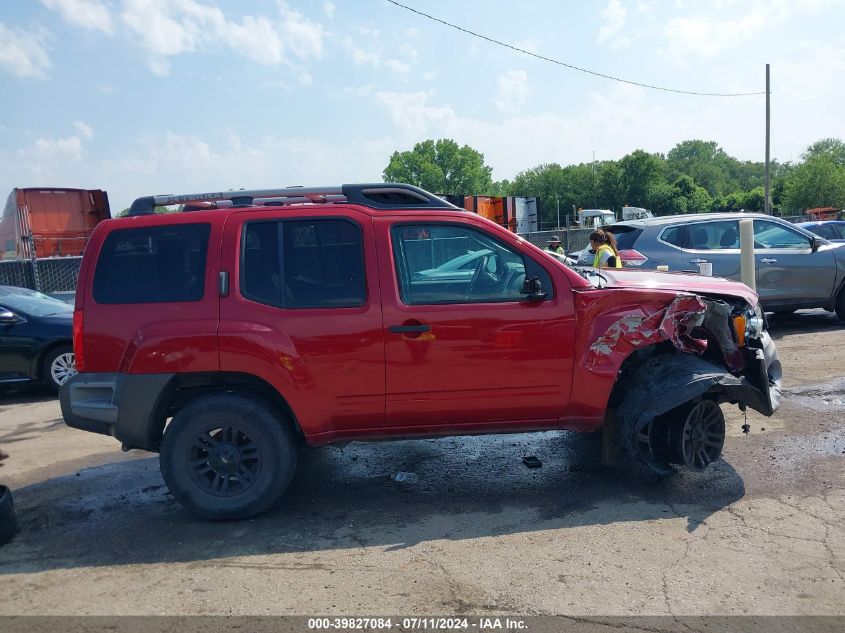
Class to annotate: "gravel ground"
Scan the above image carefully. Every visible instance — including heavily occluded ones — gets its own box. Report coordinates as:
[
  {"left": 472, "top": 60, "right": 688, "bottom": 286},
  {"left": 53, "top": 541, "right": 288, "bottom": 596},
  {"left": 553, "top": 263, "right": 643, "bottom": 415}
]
[{"left": 0, "top": 310, "right": 842, "bottom": 616}]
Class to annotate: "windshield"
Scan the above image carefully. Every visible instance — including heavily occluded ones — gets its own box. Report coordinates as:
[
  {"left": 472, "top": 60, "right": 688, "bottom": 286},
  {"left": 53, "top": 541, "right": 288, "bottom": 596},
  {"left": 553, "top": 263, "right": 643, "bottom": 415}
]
[{"left": 0, "top": 287, "right": 73, "bottom": 317}]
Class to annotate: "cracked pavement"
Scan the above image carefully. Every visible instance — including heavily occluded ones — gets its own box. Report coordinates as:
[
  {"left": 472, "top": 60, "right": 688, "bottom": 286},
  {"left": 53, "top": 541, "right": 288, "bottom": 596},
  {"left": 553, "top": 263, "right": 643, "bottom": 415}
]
[{"left": 0, "top": 310, "right": 842, "bottom": 615}]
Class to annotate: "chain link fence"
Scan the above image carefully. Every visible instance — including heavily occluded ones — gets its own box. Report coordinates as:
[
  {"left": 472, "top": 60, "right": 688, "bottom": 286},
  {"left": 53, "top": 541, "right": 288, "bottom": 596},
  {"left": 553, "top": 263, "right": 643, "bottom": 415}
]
[
  {"left": 518, "top": 228, "right": 594, "bottom": 255},
  {"left": 0, "top": 256, "right": 82, "bottom": 298}
]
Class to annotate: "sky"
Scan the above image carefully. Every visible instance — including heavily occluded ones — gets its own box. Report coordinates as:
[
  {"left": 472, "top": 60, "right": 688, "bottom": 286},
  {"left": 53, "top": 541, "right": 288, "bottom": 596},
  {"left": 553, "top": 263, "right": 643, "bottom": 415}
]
[{"left": 1, "top": 0, "right": 844, "bottom": 213}]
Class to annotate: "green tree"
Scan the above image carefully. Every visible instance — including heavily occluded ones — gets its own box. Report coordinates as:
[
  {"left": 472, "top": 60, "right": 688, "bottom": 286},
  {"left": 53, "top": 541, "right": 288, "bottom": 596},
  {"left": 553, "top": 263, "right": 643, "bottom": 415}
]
[
  {"left": 383, "top": 138, "right": 494, "bottom": 195},
  {"left": 782, "top": 154, "right": 845, "bottom": 212},
  {"left": 803, "top": 138, "right": 845, "bottom": 166},
  {"left": 687, "top": 186, "right": 713, "bottom": 214},
  {"left": 742, "top": 187, "right": 766, "bottom": 212},
  {"left": 597, "top": 161, "right": 626, "bottom": 211},
  {"left": 666, "top": 140, "right": 745, "bottom": 197},
  {"left": 620, "top": 150, "right": 665, "bottom": 206}
]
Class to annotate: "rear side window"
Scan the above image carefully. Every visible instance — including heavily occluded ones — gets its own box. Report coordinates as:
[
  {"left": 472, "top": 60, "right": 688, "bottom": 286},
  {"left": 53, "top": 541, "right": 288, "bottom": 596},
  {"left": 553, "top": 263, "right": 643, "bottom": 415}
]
[
  {"left": 687, "top": 221, "right": 739, "bottom": 250},
  {"left": 241, "top": 219, "right": 365, "bottom": 309},
  {"left": 93, "top": 224, "right": 210, "bottom": 304},
  {"left": 660, "top": 225, "right": 687, "bottom": 248},
  {"left": 607, "top": 227, "right": 643, "bottom": 250}
]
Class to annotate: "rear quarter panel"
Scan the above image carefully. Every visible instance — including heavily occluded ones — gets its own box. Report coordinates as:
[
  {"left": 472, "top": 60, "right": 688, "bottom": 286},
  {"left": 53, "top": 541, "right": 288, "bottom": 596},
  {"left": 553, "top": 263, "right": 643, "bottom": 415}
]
[{"left": 79, "top": 213, "right": 225, "bottom": 374}]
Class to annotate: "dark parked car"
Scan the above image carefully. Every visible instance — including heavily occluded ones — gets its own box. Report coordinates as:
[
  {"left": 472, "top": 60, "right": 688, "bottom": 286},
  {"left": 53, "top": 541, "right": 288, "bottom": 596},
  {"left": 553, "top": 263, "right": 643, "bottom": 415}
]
[
  {"left": 0, "top": 286, "right": 76, "bottom": 392},
  {"left": 605, "top": 213, "right": 845, "bottom": 318},
  {"left": 797, "top": 221, "right": 845, "bottom": 243}
]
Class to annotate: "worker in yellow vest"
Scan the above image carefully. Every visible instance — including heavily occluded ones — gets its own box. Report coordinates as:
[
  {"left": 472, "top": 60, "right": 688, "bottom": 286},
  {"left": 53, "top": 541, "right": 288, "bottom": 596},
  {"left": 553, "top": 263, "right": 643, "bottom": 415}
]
[{"left": 588, "top": 229, "right": 622, "bottom": 268}]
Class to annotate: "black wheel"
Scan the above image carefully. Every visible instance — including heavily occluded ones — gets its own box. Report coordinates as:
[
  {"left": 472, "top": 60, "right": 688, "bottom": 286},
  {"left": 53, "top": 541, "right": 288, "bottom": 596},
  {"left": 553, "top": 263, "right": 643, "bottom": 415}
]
[
  {"left": 0, "top": 485, "right": 18, "bottom": 546},
  {"left": 160, "top": 394, "right": 297, "bottom": 520},
  {"left": 836, "top": 289, "right": 845, "bottom": 321},
  {"left": 42, "top": 345, "right": 76, "bottom": 393},
  {"left": 651, "top": 399, "right": 725, "bottom": 471}
]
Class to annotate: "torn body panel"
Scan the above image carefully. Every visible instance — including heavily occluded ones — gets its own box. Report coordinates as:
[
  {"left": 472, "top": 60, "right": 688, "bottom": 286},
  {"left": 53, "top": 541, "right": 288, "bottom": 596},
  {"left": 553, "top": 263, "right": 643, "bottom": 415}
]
[
  {"left": 565, "top": 288, "right": 780, "bottom": 433},
  {"left": 586, "top": 295, "right": 708, "bottom": 370}
]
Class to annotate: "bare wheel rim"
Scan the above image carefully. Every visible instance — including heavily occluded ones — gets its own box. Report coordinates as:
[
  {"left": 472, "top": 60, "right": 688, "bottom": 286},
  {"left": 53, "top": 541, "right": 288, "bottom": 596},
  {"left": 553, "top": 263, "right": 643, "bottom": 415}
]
[
  {"left": 50, "top": 352, "right": 77, "bottom": 387},
  {"left": 188, "top": 425, "right": 262, "bottom": 497},
  {"left": 680, "top": 400, "right": 725, "bottom": 471}
]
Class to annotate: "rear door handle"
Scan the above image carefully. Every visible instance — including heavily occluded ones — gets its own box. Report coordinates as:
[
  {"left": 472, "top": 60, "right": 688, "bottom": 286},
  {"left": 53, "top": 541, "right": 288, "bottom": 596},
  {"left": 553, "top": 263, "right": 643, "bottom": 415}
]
[
  {"left": 389, "top": 324, "right": 431, "bottom": 333},
  {"left": 760, "top": 258, "right": 778, "bottom": 264},
  {"left": 690, "top": 258, "right": 710, "bottom": 264}
]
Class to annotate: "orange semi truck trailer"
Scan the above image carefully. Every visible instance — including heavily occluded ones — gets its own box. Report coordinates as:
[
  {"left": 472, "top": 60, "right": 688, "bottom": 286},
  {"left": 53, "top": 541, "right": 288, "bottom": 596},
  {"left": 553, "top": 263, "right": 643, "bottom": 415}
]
[{"left": 1, "top": 188, "right": 111, "bottom": 260}]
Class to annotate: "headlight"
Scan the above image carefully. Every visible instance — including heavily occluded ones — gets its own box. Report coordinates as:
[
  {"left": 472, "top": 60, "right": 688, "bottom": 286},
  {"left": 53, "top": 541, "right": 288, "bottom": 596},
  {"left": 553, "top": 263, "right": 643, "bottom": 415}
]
[{"left": 733, "top": 304, "right": 765, "bottom": 346}]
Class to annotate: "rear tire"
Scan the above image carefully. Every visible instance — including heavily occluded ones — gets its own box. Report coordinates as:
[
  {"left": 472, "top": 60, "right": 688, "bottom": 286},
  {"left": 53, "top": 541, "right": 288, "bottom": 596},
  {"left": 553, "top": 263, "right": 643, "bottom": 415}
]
[
  {"left": 43, "top": 345, "right": 76, "bottom": 394},
  {"left": 835, "top": 289, "right": 845, "bottom": 321},
  {"left": 160, "top": 394, "right": 297, "bottom": 520}
]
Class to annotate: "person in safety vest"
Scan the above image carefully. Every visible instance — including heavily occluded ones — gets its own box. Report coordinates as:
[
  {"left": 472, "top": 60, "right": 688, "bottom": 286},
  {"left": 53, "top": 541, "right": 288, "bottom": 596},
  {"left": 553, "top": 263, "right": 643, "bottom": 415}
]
[
  {"left": 545, "top": 236, "right": 564, "bottom": 255},
  {"left": 579, "top": 229, "right": 622, "bottom": 268}
]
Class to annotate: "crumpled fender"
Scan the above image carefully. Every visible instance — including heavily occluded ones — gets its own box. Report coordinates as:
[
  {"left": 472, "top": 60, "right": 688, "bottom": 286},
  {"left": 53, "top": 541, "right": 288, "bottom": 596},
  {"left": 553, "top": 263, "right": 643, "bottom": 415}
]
[{"left": 586, "top": 294, "right": 708, "bottom": 373}]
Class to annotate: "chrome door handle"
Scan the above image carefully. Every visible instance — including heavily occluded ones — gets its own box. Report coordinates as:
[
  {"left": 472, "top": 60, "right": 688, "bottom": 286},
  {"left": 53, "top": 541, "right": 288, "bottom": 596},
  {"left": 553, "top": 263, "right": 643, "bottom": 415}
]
[
  {"left": 760, "top": 258, "right": 778, "bottom": 264},
  {"left": 690, "top": 258, "right": 709, "bottom": 263}
]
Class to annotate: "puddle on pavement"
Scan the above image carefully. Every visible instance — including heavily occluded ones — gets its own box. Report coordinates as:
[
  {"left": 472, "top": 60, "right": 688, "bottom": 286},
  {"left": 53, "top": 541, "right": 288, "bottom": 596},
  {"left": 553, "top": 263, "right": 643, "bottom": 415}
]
[{"left": 782, "top": 377, "right": 845, "bottom": 412}]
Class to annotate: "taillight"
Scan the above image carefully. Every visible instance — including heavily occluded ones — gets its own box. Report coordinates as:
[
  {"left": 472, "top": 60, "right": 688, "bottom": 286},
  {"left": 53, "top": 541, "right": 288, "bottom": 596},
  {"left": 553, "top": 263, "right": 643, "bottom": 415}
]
[
  {"left": 619, "top": 249, "right": 648, "bottom": 267},
  {"left": 73, "top": 307, "right": 85, "bottom": 372}
]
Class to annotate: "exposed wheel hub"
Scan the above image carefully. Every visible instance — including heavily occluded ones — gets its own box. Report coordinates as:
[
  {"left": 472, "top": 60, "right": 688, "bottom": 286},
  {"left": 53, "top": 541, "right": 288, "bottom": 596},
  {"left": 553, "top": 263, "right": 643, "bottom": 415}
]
[
  {"left": 637, "top": 399, "right": 726, "bottom": 474},
  {"left": 208, "top": 444, "right": 242, "bottom": 475},
  {"left": 188, "top": 425, "right": 261, "bottom": 496}
]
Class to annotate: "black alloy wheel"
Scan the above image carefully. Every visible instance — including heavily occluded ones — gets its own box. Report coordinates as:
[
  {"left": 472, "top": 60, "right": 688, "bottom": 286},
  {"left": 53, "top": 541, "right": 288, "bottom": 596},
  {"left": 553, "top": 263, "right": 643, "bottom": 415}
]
[
  {"left": 160, "top": 394, "right": 297, "bottom": 520},
  {"left": 188, "top": 424, "right": 262, "bottom": 497}
]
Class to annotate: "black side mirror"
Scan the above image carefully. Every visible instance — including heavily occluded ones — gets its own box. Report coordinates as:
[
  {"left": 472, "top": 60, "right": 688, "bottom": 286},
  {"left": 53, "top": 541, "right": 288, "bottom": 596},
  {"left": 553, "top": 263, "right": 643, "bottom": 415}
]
[
  {"left": 521, "top": 276, "right": 547, "bottom": 302},
  {"left": 810, "top": 236, "right": 822, "bottom": 252}
]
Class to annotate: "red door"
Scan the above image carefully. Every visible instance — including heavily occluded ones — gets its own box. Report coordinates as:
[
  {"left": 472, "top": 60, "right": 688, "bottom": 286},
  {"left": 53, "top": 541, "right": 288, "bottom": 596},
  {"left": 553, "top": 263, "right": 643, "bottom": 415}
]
[
  {"left": 218, "top": 209, "right": 385, "bottom": 443},
  {"left": 376, "top": 216, "right": 575, "bottom": 432}
]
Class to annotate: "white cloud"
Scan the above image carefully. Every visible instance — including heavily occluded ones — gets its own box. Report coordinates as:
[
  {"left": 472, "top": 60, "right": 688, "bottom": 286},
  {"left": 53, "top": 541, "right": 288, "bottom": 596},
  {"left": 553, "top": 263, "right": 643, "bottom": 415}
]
[
  {"left": 662, "top": 0, "right": 841, "bottom": 60},
  {"left": 73, "top": 120, "right": 94, "bottom": 140},
  {"left": 30, "top": 136, "right": 84, "bottom": 161},
  {"left": 366, "top": 85, "right": 783, "bottom": 186},
  {"left": 495, "top": 70, "right": 529, "bottom": 113},
  {"left": 39, "top": 0, "right": 113, "bottom": 34},
  {"left": 598, "top": 0, "right": 627, "bottom": 44},
  {"left": 385, "top": 58, "right": 411, "bottom": 75},
  {"left": 322, "top": 2, "right": 335, "bottom": 20},
  {"left": 343, "top": 30, "right": 415, "bottom": 76},
  {"left": 84, "top": 130, "right": 396, "bottom": 210},
  {"left": 0, "top": 23, "right": 51, "bottom": 79},
  {"left": 119, "top": 0, "right": 324, "bottom": 74}
]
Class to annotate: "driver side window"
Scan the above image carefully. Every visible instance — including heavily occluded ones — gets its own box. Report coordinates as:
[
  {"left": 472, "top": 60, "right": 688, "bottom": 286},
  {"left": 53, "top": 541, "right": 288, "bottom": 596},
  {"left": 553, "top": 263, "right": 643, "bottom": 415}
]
[{"left": 391, "top": 224, "right": 550, "bottom": 305}]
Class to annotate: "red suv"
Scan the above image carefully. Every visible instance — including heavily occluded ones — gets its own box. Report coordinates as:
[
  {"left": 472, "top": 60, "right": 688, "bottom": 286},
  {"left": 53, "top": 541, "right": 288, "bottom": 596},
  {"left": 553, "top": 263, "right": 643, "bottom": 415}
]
[{"left": 61, "top": 183, "right": 782, "bottom": 519}]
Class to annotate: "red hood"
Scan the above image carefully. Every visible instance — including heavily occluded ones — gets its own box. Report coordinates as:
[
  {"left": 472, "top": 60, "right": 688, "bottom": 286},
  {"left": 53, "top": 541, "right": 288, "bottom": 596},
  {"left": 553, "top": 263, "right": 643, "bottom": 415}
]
[{"left": 589, "top": 268, "right": 759, "bottom": 305}]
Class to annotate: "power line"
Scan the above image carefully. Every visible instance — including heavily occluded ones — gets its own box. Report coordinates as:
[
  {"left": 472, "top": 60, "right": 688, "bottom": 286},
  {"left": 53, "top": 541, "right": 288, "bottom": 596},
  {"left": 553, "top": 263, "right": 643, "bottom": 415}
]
[{"left": 386, "top": 0, "right": 766, "bottom": 98}]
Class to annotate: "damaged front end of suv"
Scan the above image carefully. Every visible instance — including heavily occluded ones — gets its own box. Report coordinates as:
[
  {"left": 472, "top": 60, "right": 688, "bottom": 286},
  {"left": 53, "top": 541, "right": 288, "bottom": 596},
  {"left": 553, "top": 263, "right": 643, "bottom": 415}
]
[{"left": 577, "top": 274, "right": 782, "bottom": 475}]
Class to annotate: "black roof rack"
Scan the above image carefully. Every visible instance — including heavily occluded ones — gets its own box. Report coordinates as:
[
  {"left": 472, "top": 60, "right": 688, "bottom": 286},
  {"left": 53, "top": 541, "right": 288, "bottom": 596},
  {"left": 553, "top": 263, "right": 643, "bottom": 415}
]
[{"left": 127, "top": 183, "right": 461, "bottom": 216}]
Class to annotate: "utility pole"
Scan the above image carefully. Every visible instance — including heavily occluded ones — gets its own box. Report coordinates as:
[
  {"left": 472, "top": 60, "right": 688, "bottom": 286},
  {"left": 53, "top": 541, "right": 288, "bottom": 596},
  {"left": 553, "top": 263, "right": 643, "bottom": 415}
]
[{"left": 764, "top": 63, "right": 771, "bottom": 215}]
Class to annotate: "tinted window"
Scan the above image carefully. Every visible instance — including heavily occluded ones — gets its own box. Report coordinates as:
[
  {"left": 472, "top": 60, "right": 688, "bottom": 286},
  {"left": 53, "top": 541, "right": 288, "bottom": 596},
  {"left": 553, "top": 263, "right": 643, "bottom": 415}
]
[
  {"left": 754, "top": 220, "right": 810, "bottom": 249},
  {"left": 242, "top": 222, "right": 282, "bottom": 306},
  {"left": 93, "top": 224, "right": 209, "bottom": 304},
  {"left": 687, "top": 221, "right": 739, "bottom": 250},
  {"left": 391, "top": 224, "right": 552, "bottom": 305},
  {"left": 806, "top": 224, "right": 837, "bottom": 240},
  {"left": 660, "top": 225, "right": 686, "bottom": 248},
  {"left": 606, "top": 227, "right": 642, "bottom": 249},
  {"left": 241, "top": 219, "right": 365, "bottom": 309}
]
